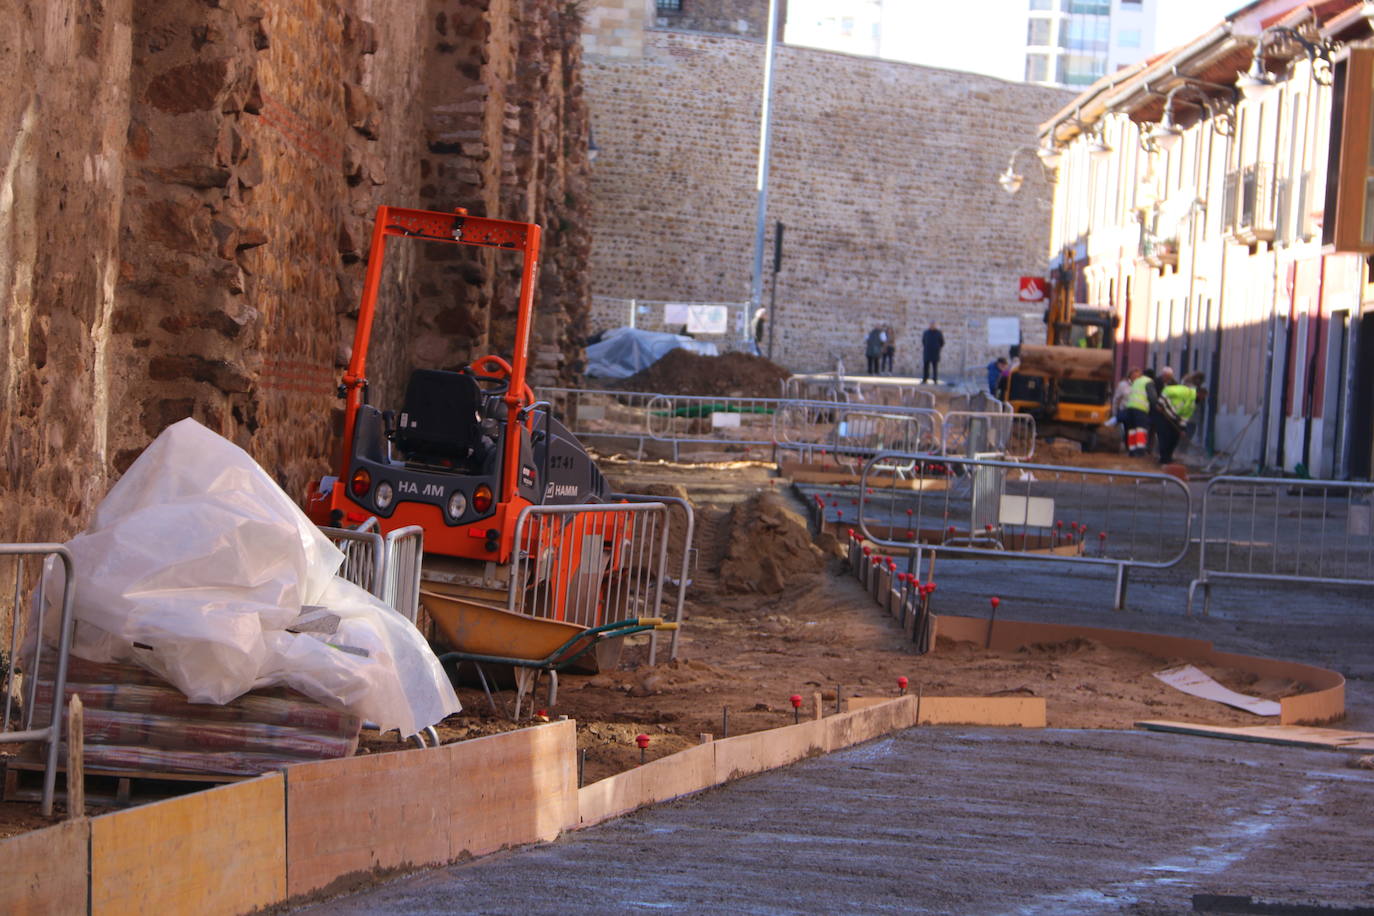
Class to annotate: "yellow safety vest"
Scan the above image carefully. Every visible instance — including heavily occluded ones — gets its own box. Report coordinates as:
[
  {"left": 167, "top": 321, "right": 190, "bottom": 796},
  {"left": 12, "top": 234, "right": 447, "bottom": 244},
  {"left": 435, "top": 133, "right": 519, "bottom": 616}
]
[
  {"left": 1161, "top": 384, "right": 1197, "bottom": 421},
  {"left": 1125, "top": 375, "right": 1150, "bottom": 412}
]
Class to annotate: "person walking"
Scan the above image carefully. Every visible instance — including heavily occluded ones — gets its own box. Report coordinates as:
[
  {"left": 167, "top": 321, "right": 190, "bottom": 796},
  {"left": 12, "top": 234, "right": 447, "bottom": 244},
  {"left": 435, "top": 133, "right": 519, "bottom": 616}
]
[
  {"left": 1123, "top": 368, "right": 1156, "bottom": 457},
  {"left": 921, "top": 323, "right": 945, "bottom": 384},
  {"left": 749, "top": 307, "right": 767, "bottom": 356},
  {"left": 881, "top": 325, "right": 896, "bottom": 374},
  {"left": 1156, "top": 370, "right": 1199, "bottom": 464},
  {"left": 865, "top": 326, "right": 886, "bottom": 375}
]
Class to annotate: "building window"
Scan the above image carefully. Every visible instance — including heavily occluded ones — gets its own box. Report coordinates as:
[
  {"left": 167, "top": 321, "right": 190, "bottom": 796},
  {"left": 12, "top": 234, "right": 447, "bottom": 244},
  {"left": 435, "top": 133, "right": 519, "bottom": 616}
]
[
  {"left": 1117, "top": 28, "right": 1141, "bottom": 48},
  {"left": 1025, "top": 54, "right": 1051, "bottom": 82},
  {"left": 1029, "top": 0, "right": 1052, "bottom": 8},
  {"left": 1027, "top": 18, "right": 1052, "bottom": 46},
  {"left": 656, "top": 0, "right": 682, "bottom": 10}
]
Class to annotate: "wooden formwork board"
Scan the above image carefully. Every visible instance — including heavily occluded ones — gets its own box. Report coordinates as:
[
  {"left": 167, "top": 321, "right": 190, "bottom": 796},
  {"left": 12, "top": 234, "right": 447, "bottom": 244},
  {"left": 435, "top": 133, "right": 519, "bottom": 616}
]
[
  {"left": 285, "top": 746, "right": 452, "bottom": 898},
  {"left": 285, "top": 720, "right": 577, "bottom": 898},
  {"left": 578, "top": 742, "right": 715, "bottom": 827},
  {"left": 712, "top": 718, "right": 829, "bottom": 782},
  {"left": 445, "top": 719, "right": 577, "bottom": 860},
  {"left": 90, "top": 773, "right": 284, "bottom": 916},
  {"left": 846, "top": 695, "right": 1046, "bottom": 728},
  {"left": 0, "top": 818, "right": 89, "bottom": 916},
  {"left": 780, "top": 462, "right": 949, "bottom": 490},
  {"left": 825, "top": 696, "right": 919, "bottom": 749},
  {"left": 932, "top": 614, "right": 1344, "bottom": 725}
]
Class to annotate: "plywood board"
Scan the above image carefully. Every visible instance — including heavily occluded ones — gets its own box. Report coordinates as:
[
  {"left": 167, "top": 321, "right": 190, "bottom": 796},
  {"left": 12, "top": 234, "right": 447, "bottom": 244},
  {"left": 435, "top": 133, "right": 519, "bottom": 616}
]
[
  {"left": 1136, "top": 720, "right": 1374, "bottom": 752},
  {"left": 712, "top": 718, "right": 828, "bottom": 782},
  {"left": 0, "top": 818, "right": 89, "bottom": 916},
  {"left": 285, "top": 747, "right": 451, "bottom": 897},
  {"left": 1153, "top": 665, "right": 1280, "bottom": 717},
  {"left": 578, "top": 742, "right": 714, "bottom": 827},
  {"left": 91, "top": 773, "right": 284, "bottom": 916},
  {"left": 444, "top": 720, "right": 577, "bottom": 860}
]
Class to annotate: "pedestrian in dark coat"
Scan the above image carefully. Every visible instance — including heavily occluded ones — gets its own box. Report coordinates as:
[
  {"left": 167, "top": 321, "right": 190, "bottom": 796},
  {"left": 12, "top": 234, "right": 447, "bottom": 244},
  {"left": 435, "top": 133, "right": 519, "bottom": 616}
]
[
  {"left": 921, "top": 323, "right": 945, "bottom": 384},
  {"left": 865, "top": 326, "right": 886, "bottom": 375}
]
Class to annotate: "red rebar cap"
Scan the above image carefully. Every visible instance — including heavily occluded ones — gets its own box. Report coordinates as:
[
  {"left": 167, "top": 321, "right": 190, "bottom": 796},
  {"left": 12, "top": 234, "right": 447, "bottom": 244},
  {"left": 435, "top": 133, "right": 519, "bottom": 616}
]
[
  {"left": 635, "top": 733, "right": 650, "bottom": 749},
  {"left": 790, "top": 694, "right": 803, "bottom": 708},
  {"left": 897, "top": 676, "right": 909, "bottom": 690},
  {"left": 990, "top": 596, "right": 1000, "bottom": 609}
]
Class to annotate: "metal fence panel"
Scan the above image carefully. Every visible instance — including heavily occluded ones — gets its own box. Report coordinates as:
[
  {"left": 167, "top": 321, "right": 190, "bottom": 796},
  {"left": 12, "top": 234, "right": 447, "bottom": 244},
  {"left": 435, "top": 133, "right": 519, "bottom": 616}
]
[
  {"left": 1188, "top": 476, "right": 1374, "bottom": 614},
  {"left": 321, "top": 526, "right": 386, "bottom": 598},
  {"left": 854, "top": 453, "right": 1193, "bottom": 609},
  {"left": 382, "top": 526, "right": 425, "bottom": 624},
  {"left": 1, "top": 544, "right": 78, "bottom": 817},
  {"left": 508, "top": 502, "right": 675, "bottom": 638},
  {"left": 941, "top": 411, "right": 1036, "bottom": 460}
]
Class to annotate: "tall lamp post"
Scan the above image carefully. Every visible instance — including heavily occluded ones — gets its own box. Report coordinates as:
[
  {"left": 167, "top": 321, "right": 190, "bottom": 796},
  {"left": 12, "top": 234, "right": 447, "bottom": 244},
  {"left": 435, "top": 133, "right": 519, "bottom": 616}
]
[{"left": 748, "top": 0, "right": 781, "bottom": 355}]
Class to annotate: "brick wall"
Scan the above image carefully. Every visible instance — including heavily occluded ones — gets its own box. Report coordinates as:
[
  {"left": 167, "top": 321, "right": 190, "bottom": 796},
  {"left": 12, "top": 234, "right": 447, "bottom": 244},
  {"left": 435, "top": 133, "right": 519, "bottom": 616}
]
[
  {"left": 583, "top": 29, "right": 1070, "bottom": 377},
  {"left": 0, "top": 0, "right": 591, "bottom": 551}
]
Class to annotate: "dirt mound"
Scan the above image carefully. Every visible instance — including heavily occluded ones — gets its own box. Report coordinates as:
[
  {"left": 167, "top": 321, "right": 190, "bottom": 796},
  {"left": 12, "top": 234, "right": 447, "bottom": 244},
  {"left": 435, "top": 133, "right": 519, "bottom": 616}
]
[
  {"left": 720, "top": 490, "right": 825, "bottom": 594},
  {"left": 616, "top": 349, "right": 790, "bottom": 398}
]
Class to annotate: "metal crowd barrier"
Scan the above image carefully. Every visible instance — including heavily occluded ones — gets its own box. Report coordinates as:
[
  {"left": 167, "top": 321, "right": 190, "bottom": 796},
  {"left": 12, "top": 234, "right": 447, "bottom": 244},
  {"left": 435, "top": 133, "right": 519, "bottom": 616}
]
[
  {"left": 383, "top": 526, "right": 425, "bottom": 624},
  {"left": 610, "top": 494, "right": 696, "bottom": 663},
  {"left": 854, "top": 453, "right": 1192, "bottom": 609},
  {"left": 949, "top": 391, "right": 1013, "bottom": 414},
  {"left": 941, "top": 411, "right": 1036, "bottom": 461},
  {"left": 782, "top": 373, "right": 937, "bottom": 410},
  {"left": 508, "top": 502, "right": 675, "bottom": 633},
  {"left": 1, "top": 544, "right": 78, "bottom": 817},
  {"left": 539, "top": 386, "right": 959, "bottom": 463},
  {"left": 322, "top": 524, "right": 386, "bottom": 599},
  {"left": 1188, "top": 476, "right": 1374, "bottom": 615}
]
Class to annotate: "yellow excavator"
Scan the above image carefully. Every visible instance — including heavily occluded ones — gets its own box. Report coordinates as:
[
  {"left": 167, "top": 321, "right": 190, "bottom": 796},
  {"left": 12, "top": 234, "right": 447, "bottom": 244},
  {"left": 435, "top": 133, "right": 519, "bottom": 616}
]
[{"left": 1003, "top": 252, "right": 1117, "bottom": 450}]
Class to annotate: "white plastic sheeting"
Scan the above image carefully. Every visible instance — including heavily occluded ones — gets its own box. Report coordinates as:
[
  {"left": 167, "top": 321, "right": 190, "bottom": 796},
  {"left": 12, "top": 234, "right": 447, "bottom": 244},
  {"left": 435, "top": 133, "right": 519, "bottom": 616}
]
[
  {"left": 44, "top": 419, "right": 459, "bottom": 736},
  {"left": 585, "top": 326, "right": 718, "bottom": 379}
]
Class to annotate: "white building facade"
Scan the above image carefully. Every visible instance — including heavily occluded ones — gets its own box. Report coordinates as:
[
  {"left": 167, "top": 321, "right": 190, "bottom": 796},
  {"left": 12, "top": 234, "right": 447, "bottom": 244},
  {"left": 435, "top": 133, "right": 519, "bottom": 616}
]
[{"left": 1038, "top": 0, "right": 1374, "bottom": 478}]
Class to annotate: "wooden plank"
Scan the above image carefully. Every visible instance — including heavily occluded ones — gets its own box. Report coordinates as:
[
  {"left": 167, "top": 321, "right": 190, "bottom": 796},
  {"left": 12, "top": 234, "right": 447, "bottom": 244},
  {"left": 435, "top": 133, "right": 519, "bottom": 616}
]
[
  {"left": 713, "top": 718, "right": 828, "bottom": 783},
  {"left": 578, "top": 742, "right": 714, "bottom": 827},
  {"left": 918, "top": 696, "right": 1046, "bottom": 728},
  {"left": 825, "top": 696, "right": 918, "bottom": 749},
  {"left": 1136, "top": 720, "right": 1374, "bottom": 752},
  {"left": 285, "top": 747, "right": 451, "bottom": 898},
  {"left": 0, "top": 819, "right": 89, "bottom": 916},
  {"left": 67, "top": 695, "right": 84, "bottom": 818},
  {"left": 444, "top": 720, "right": 577, "bottom": 860},
  {"left": 91, "top": 773, "right": 284, "bottom": 916}
]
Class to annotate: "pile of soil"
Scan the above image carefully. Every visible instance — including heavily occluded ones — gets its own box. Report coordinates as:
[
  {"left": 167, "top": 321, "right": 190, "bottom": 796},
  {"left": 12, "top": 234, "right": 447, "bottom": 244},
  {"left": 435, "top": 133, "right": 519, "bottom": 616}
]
[
  {"left": 616, "top": 349, "right": 790, "bottom": 398},
  {"left": 719, "top": 490, "right": 826, "bottom": 594}
]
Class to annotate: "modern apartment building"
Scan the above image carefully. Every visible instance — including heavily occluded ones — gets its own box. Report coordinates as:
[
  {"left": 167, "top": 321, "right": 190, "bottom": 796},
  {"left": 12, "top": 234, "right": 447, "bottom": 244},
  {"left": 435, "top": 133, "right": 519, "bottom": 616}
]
[{"left": 1025, "top": 0, "right": 1160, "bottom": 87}]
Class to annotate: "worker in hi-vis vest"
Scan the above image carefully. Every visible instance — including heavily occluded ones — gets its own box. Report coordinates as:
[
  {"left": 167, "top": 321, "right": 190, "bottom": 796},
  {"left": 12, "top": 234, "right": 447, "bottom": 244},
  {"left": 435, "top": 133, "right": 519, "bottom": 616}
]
[
  {"left": 1122, "top": 368, "right": 1156, "bottom": 457},
  {"left": 1156, "top": 371, "right": 1202, "bottom": 464}
]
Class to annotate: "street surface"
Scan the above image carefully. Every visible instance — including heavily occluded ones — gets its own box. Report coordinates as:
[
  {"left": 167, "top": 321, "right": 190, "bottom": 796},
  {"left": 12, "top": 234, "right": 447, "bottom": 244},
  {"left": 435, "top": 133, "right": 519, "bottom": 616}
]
[{"left": 297, "top": 543, "right": 1374, "bottom": 914}]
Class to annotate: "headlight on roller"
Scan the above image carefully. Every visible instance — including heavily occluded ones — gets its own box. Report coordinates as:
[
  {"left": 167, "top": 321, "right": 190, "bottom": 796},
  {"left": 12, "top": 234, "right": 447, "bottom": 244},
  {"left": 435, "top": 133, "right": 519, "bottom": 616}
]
[{"left": 374, "top": 481, "right": 394, "bottom": 510}]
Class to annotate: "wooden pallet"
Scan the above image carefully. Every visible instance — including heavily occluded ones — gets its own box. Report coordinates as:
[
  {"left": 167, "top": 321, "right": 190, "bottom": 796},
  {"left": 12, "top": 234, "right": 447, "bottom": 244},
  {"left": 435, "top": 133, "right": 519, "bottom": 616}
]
[{"left": 3, "top": 759, "right": 243, "bottom": 807}]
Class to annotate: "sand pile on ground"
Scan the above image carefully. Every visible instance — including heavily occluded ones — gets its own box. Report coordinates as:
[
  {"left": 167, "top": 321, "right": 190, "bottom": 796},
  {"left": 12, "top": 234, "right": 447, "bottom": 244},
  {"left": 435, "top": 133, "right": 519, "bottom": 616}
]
[
  {"left": 616, "top": 349, "right": 790, "bottom": 398},
  {"left": 720, "top": 490, "right": 825, "bottom": 594}
]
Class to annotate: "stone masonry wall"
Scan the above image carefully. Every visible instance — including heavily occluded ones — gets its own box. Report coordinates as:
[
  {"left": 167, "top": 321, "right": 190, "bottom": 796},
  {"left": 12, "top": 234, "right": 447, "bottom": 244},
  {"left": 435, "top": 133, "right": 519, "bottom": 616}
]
[
  {"left": 0, "top": 0, "right": 591, "bottom": 557},
  {"left": 584, "top": 30, "right": 1070, "bottom": 377}
]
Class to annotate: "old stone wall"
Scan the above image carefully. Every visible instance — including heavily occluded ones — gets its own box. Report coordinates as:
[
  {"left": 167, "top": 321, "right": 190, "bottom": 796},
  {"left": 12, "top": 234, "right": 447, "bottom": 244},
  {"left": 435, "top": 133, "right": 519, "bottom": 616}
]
[
  {"left": 584, "top": 30, "right": 1070, "bottom": 377},
  {"left": 0, "top": 0, "right": 591, "bottom": 554}
]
